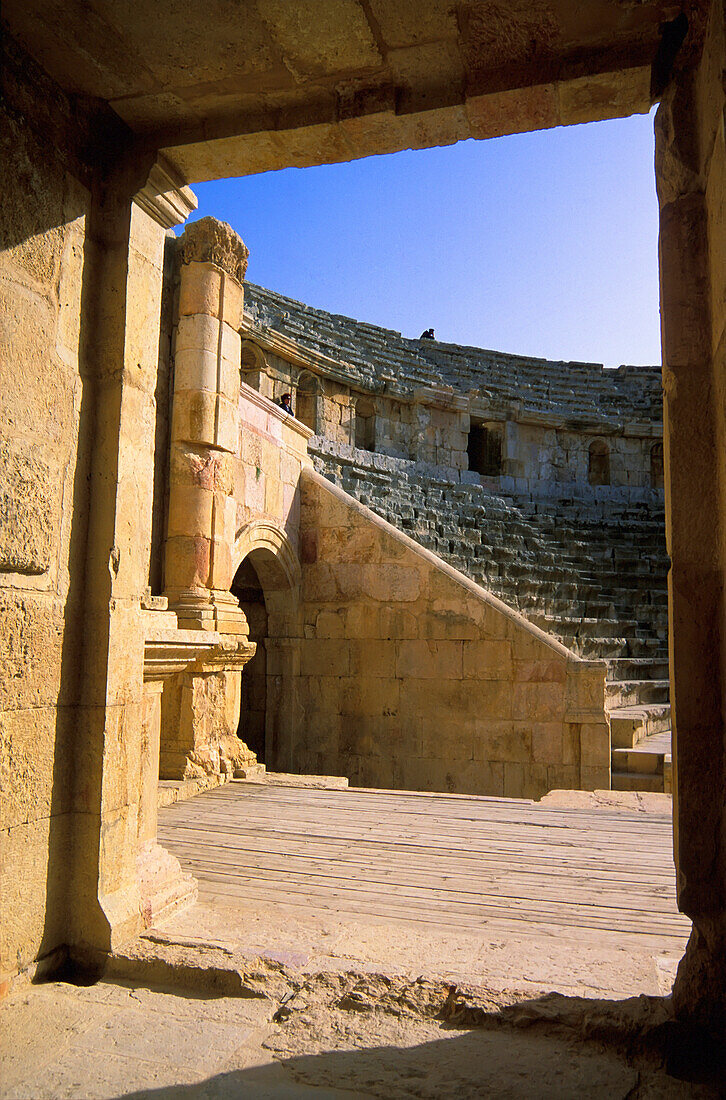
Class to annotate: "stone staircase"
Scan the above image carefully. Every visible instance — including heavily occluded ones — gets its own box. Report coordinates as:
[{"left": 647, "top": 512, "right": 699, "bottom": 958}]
[{"left": 315, "top": 450, "right": 672, "bottom": 791}]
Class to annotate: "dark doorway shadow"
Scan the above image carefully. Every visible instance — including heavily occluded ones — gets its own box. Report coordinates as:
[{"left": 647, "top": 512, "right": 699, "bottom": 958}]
[{"left": 231, "top": 557, "right": 268, "bottom": 763}]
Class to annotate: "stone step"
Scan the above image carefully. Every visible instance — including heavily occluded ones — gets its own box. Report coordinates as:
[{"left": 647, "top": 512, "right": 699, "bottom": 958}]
[
  {"left": 611, "top": 770, "right": 666, "bottom": 793},
  {"left": 606, "top": 657, "right": 669, "bottom": 681},
  {"left": 528, "top": 614, "right": 640, "bottom": 640},
  {"left": 610, "top": 704, "right": 672, "bottom": 748},
  {"left": 610, "top": 725, "right": 671, "bottom": 795},
  {"left": 569, "top": 637, "right": 631, "bottom": 658},
  {"left": 233, "top": 771, "right": 349, "bottom": 790},
  {"left": 605, "top": 679, "right": 670, "bottom": 707},
  {"left": 611, "top": 746, "right": 665, "bottom": 776},
  {"left": 323, "top": 462, "right": 669, "bottom": 671}
]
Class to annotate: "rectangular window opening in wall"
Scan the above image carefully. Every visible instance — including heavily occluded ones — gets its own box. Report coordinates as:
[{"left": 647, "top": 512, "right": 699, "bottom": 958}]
[
  {"left": 467, "top": 423, "right": 502, "bottom": 476},
  {"left": 355, "top": 397, "right": 376, "bottom": 452}
]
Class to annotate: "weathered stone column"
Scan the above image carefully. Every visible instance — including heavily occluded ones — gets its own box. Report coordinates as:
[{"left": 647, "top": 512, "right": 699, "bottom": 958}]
[
  {"left": 656, "top": 1, "right": 726, "bottom": 1032},
  {"left": 136, "top": 608, "right": 239, "bottom": 926},
  {"left": 163, "top": 219, "right": 258, "bottom": 780},
  {"left": 165, "top": 216, "right": 249, "bottom": 635}
]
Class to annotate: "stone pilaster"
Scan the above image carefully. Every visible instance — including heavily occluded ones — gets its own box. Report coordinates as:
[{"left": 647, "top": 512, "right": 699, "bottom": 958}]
[
  {"left": 165, "top": 217, "right": 249, "bottom": 634},
  {"left": 656, "top": 2, "right": 726, "bottom": 1035}
]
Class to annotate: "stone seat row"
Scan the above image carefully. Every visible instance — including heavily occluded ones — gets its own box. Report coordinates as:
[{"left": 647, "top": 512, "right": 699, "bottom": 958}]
[
  {"left": 245, "top": 283, "right": 662, "bottom": 425},
  {"left": 318, "top": 455, "right": 669, "bottom": 665}
]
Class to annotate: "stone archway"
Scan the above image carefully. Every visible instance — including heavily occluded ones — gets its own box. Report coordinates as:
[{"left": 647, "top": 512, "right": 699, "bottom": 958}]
[{"left": 231, "top": 522, "right": 302, "bottom": 771}]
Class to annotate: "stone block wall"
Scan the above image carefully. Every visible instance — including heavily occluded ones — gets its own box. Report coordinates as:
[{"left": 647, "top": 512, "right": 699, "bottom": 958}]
[
  {"left": 0, "top": 96, "right": 93, "bottom": 985},
  {"left": 505, "top": 421, "right": 663, "bottom": 492},
  {"left": 233, "top": 382, "right": 312, "bottom": 567},
  {"left": 297, "top": 470, "right": 609, "bottom": 799},
  {"left": 311, "top": 440, "right": 669, "bottom": 660}
]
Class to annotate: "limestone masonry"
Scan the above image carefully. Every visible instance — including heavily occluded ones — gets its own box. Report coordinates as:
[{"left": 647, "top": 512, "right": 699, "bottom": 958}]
[
  {"left": 238, "top": 282, "right": 669, "bottom": 794},
  {"left": 3, "top": 0, "right": 726, "bottom": 1050}
]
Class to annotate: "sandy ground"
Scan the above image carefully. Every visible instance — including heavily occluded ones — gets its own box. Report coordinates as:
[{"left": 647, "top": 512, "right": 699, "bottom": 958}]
[
  {"left": 3, "top": 788, "right": 705, "bottom": 1098},
  {"left": 0, "top": 968, "right": 716, "bottom": 1099}
]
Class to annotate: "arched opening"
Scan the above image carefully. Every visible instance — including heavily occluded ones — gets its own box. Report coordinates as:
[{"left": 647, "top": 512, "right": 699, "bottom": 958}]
[
  {"left": 650, "top": 441, "right": 664, "bottom": 489},
  {"left": 230, "top": 526, "right": 301, "bottom": 770},
  {"left": 241, "top": 339, "right": 267, "bottom": 392},
  {"left": 588, "top": 439, "right": 610, "bottom": 486},
  {"left": 230, "top": 557, "right": 267, "bottom": 761},
  {"left": 296, "top": 371, "right": 318, "bottom": 432},
  {"left": 355, "top": 396, "right": 376, "bottom": 451}
]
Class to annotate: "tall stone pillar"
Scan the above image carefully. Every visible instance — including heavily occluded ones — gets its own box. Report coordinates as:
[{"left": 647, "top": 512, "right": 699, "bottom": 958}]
[
  {"left": 69, "top": 156, "right": 198, "bottom": 959},
  {"left": 165, "top": 217, "right": 249, "bottom": 635},
  {"left": 656, "top": 2, "right": 726, "bottom": 1033}
]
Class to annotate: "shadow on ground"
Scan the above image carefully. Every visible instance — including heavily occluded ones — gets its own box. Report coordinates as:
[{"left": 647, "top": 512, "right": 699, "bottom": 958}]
[{"left": 115, "top": 988, "right": 720, "bottom": 1100}]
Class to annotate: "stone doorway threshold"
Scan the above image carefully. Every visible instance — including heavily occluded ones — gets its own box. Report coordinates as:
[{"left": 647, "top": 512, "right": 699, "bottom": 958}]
[{"left": 158, "top": 770, "right": 349, "bottom": 809}]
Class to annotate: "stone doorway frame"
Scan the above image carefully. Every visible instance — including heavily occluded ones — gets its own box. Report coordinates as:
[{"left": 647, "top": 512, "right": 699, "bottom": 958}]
[{"left": 16, "top": 0, "right": 720, "bottom": 1022}]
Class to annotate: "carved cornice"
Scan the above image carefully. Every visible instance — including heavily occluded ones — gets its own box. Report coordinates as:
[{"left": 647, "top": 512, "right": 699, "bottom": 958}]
[
  {"left": 135, "top": 156, "right": 198, "bottom": 228},
  {"left": 190, "top": 635, "right": 257, "bottom": 674},
  {"left": 142, "top": 610, "right": 255, "bottom": 680},
  {"left": 241, "top": 318, "right": 358, "bottom": 385},
  {"left": 179, "top": 216, "right": 249, "bottom": 282}
]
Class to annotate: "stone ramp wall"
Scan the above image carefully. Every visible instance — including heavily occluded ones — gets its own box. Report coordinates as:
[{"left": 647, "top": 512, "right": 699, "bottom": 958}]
[
  {"left": 296, "top": 470, "right": 609, "bottom": 800},
  {"left": 312, "top": 443, "right": 669, "bottom": 662}
]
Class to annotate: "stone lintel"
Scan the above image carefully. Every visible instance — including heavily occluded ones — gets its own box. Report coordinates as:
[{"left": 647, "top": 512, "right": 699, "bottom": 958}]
[{"left": 178, "top": 216, "right": 249, "bottom": 283}]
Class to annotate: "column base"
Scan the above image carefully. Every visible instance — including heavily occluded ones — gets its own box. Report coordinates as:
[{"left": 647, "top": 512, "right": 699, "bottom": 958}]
[
  {"left": 136, "top": 839, "right": 198, "bottom": 929},
  {"left": 167, "top": 590, "right": 250, "bottom": 636}
]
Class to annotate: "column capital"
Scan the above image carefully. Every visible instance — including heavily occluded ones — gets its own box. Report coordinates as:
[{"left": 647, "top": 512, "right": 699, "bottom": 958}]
[{"left": 179, "top": 216, "right": 249, "bottom": 283}]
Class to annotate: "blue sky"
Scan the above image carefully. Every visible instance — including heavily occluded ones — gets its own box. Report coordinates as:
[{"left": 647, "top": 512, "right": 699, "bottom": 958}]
[{"left": 187, "top": 109, "right": 661, "bottom": 368}]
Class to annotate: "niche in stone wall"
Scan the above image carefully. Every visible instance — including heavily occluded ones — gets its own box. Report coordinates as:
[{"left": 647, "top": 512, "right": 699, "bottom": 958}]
[
  {"left": 296, "top": 371, "right": 318, "bottom": 432},
  {"left": 241, "top": 339, "right": 266, "bottom": 391},
  {"left": 467, "top": 423, "right": 502, "bottom": 476},
  {"left": 588, "top": 439, "right": 610, "bottom": 485},
  {"left": 650, "top": 441, "right": 664, "bottom": 489},
  {"left": 355, "top": 396, "right": 376, "bottom": 451}
]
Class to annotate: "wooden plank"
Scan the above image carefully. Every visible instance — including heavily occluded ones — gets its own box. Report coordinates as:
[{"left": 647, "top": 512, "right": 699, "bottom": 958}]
[
  {"left": 158, "top": 820, "right": 676, "bottom": 864},
  {"left": 158, "top": 831, "right": 678, "bottom": 887},
  {"left": 167, "top": 852, "right": 679, "bottom": 916},
  {"left": 165, "top": 793, "right": 674, "bottom": 833},
  {"left": 167, "top": 785, "right": 674, "bottom": 827},
  {"left": 175, "top": 860, "right": 687, "bottom": 929},
  {"left": 191, "top": 876, "right": 690, "bottom": 941},
  {"left": 157, "top": 782, "right": 687, "bottom": 950}
]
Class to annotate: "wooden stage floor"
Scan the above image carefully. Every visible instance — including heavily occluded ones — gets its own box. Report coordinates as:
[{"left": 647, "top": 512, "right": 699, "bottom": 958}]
[{"left": 157, "top": 781, "right": 692, "bottom": 998}]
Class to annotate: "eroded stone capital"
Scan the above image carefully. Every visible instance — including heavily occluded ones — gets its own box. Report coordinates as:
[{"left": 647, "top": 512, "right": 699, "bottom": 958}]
[{"left": 179, "top": 216, "right": 249, "bottom": 283}]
